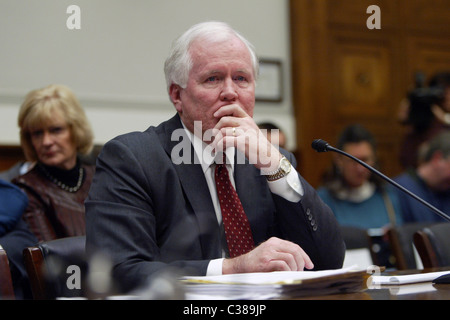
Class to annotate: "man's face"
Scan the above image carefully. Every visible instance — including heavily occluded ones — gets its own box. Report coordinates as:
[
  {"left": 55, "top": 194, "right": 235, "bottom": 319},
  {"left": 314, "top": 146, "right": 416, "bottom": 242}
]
[
  {"left": 170, "top": 36, "right": 256, "bottom": 140},
  {"left": 337, "top": 141, "right": 375, "bottom": 188},
  {"left": 432, "top": 154, "right": 450, "bottom": 192}
]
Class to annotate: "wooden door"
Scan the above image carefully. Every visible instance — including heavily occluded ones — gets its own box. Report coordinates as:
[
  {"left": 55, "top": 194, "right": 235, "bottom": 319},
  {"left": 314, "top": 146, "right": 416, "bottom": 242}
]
[{"left": 290, "top": 0, "right": 450, "bottom": 188}]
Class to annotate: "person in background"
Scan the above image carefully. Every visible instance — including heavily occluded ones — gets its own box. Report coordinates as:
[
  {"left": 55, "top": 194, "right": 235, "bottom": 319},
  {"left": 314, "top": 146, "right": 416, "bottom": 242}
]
[
  {"left": 0, "top": 220, "right": 38, "bottom": 299},
  {"left": 317, "top": 124, "right": 403, "bottom": 266},
  {"left": 12, "top": 84, "right": 95, "bottom": 242},
  {"left": 398, "top": 72, "right": 450, "bottom": 169},
  {"left": 0, "top": 162, "right": 32, "bottom": 182},
  {"left": 85, "top": 21, "right": 344, "bottom": 294},
  {"left": 317, "top": 124, "right": 403, "bottom": 229},
  {"left": 257, "top": 122, "right": 287, "bottom": 149},
  {"left": 394, "top": 131, "right": 450, "bottom": 223},
  {"left": 0, "top": 179, "right": 28, "bottom": 237},
  {"left": 0, "top": 179, "right": 37, "bottom": 299}
]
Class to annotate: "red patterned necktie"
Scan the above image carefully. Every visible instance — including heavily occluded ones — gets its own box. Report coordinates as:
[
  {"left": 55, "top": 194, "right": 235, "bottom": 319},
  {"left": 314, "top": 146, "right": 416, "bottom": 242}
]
[{"left": 214, "top": 156, "right": 254, "bottom": 258}]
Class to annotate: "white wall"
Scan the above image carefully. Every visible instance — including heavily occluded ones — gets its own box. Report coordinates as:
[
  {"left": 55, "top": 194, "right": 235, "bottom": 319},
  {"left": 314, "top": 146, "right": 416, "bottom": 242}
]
[{"left": 0, "top": 0, "right": 296, "bottom": 150}]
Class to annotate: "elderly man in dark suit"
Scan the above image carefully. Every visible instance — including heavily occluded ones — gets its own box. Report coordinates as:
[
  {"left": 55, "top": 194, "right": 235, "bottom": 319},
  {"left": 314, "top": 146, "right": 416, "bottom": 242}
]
[{"left": 85, "top": 21, "right": 345, "bottom": 293}]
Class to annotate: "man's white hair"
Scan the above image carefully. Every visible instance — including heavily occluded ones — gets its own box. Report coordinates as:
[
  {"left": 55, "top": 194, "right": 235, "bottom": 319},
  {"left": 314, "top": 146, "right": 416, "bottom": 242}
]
[{"left": 164, "top": 21, "right": 259, "bottom": 96}]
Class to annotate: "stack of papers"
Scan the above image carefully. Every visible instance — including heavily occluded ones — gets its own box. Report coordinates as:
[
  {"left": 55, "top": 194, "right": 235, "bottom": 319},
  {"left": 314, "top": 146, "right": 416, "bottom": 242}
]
[{"left": 181, "top": 266, "right": 370, "bottom": 300}]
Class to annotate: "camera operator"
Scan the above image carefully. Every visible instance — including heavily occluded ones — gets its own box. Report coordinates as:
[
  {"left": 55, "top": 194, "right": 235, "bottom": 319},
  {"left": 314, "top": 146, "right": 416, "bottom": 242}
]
[{"left": 398, "top": 71, "right": 450, "bottom": 169}]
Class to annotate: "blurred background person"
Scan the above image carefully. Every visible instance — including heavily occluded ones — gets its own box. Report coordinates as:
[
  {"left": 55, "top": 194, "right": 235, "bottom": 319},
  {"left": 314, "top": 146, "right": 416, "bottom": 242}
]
[
  {"left": 394, "top": 131, "right": 450, "bottom": 223},
  {"left": 0, "top": 161, "right": 32, "bottom": 182},
  {"left": 257, "top": 122, "right": 287, "bottom": 149},
  {"left": 0, "top": 220, "right": 37, "bottom": 299},
  {"left": 317, "top": 124, "right": 403, "bottom": 229},
  {"left": 398, "top": 71, "right": 450, "bottom": 169},
  {"left": 12, "top": 84, "right": 95, "bottom": 242},
  {"left": 317, "top": 124, "right": 403, "bottom": 266},
  {"left": 0, "top": 179, "right": 37, "bottom": 299},
  {"left": 0, "top": 179, "right": 28, "bottom": 237}
]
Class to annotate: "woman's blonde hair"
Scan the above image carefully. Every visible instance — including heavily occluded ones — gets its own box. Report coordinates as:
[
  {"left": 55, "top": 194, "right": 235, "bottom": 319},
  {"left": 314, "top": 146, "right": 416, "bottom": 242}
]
[{"left": 18, "top": 84, "right": 94, "bottom": 162}]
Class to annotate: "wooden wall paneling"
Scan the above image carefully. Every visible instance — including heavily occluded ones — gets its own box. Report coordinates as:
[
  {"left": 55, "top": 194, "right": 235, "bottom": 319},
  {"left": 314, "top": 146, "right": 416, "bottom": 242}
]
[
  {"left": 326, "top": 0, "right": 398, "bottom": 29},
  {"left": 330, "top": 31, "right": 393, "bottom": 119},
  {"left": 290, "top": 0, "right": 334, "bottom": 186},
  {"left": 328, "top": 29, "right": 405, "bottom": 179},
  {"left": 403, "top": 0, "right": 450, "bottom": 33},
  {"left": 290, "top": 0, "right": 450, "bottom": 187},
  {"left": 405, "top": 36, "right": 450, "bottom": 81},
  {"left": 0, "top": 146, "right": 25, "bottom": 172},
  {"left": 290, "top": 0, "right": 405, "bottom": 187}
]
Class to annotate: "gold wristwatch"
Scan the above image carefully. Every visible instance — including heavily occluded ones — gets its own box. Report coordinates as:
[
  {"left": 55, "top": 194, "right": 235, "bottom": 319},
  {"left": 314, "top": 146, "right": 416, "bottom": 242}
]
[{"left": 266, "top": 156, "right": 292, "bottom": 181}]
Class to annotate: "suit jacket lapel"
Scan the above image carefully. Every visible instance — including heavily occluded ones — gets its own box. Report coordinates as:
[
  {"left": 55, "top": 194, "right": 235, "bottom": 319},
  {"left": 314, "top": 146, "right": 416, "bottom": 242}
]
[{"left": 158, "top": 114, "right": 222, "bottom": 258}]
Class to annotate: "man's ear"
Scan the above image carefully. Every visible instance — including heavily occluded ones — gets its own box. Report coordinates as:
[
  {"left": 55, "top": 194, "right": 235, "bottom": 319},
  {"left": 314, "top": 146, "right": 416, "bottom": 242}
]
[{"left": 169, "top": 84, "right": 183, "bottom": 113}]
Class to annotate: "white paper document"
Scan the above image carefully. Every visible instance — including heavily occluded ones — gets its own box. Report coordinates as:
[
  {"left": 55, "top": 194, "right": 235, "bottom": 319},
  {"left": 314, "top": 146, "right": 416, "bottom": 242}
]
[{"left": 371, "top": 270, "right": 450, "bottom": 285}]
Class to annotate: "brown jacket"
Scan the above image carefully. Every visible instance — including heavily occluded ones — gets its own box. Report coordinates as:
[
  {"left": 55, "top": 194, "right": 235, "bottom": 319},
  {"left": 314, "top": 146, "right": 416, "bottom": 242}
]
[{"left": 13, "top": 164, "right": 95, "bottom": 242}]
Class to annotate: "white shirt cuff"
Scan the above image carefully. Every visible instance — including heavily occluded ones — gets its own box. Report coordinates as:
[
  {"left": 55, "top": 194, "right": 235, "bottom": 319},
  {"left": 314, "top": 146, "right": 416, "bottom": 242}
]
[
  {"left": 267, "top": 168, "right": 303, "bottom": 202},
  {"left": 206, "top": 258, "right": 225, "bottom": 276}
]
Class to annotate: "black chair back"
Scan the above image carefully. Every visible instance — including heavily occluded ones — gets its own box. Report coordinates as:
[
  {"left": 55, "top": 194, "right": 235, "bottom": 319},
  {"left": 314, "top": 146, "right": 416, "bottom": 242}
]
[
  {"left": 23, "top": 236, "right": 87, "bottom": 299},
  {"left": 414, "top": 223, "right": 450, "bottom": 268},
  {"left": 387, "top": 222, "right": 434, "bottom": 270}
]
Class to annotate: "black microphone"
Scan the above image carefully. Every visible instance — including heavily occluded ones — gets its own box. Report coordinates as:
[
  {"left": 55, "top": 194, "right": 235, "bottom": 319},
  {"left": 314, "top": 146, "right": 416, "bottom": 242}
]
[
  {"left": 311, "top": 139, "right": 332, "bottom": 153},
  {"left": 311, "top": 139, "right": 450, "bottom": 222}
]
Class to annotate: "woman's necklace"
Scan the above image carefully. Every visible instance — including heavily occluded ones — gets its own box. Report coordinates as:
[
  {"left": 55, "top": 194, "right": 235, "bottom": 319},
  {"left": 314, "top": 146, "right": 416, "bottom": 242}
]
[{"left": 39, "top": 164, "right": 84, "bottom": 193}]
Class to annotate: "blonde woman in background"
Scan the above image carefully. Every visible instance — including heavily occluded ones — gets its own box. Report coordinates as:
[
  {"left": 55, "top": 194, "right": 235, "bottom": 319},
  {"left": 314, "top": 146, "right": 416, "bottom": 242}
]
[
  {"left": 1, "top": 84, "right": 94, "bottom": 299},
  {"left": 13, "top": 84, "right": 95, "bottom": 242}
]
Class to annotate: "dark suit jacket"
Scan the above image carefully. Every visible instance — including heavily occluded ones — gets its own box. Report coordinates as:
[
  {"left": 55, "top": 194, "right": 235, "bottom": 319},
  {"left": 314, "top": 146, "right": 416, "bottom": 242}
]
[{"left": 85, "top": 114, "right": 345, "bottom": 292}]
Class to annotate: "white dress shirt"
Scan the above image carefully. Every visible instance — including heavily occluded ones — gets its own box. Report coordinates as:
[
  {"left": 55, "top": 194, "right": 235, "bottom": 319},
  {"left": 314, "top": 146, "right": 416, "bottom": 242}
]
[{"left": 181, "top": 123, "right": 304, "bottom": 275}]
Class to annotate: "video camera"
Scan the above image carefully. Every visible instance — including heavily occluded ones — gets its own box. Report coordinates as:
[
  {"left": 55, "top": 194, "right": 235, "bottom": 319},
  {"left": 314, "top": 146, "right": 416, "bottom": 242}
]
[{"left": 405, "top": 72, "right": 445, "bottom": 131}]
